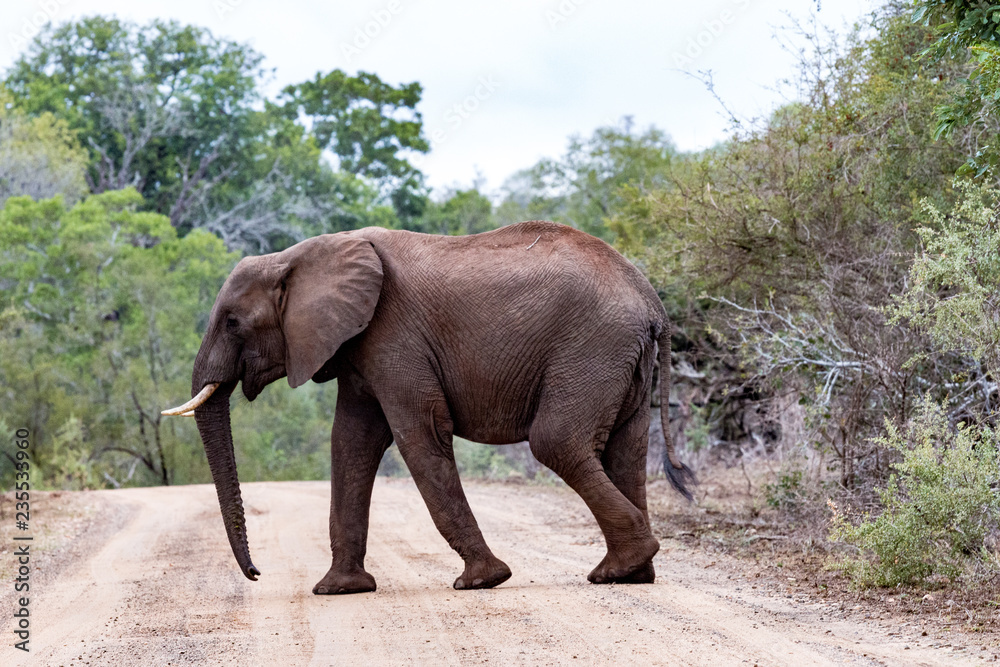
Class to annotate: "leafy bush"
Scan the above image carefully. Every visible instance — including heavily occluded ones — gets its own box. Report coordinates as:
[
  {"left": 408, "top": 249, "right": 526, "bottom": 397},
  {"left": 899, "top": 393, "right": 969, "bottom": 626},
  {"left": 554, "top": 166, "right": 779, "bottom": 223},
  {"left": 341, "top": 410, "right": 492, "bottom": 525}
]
[
  {"left": 829, "top": 399, "right": 1000, "bottom": 587},
  {"left": 889, "top": 179, "right": 1000, "bottom": 377},
  {"left": 765, "top": 470, "right": 806, "bottom": 511},
  {"left": 912, "top": 0, "right": 1000, "bottom": 174},
  {"left": 44, "top": 417, "right": 103, "bottom": 490}
]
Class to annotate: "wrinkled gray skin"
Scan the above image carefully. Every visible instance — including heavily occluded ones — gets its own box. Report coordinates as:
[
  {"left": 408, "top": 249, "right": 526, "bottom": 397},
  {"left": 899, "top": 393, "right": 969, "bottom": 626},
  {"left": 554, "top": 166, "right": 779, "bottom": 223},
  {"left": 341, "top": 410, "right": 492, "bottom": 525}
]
[{"left": 188, "top": 220, "right": 692, "bottom": 594}]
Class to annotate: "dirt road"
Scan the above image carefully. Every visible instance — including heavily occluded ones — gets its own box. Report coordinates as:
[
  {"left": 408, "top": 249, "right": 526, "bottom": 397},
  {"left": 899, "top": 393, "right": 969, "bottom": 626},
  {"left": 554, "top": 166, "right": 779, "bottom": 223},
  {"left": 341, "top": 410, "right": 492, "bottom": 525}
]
[{"left": 0, "top": 479, "right": 985, "bottom": 666}]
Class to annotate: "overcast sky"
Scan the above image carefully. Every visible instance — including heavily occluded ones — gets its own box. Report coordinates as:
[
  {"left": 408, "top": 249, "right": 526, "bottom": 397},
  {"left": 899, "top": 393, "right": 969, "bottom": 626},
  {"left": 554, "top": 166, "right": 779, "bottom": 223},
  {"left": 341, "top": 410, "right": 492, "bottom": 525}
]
[{"left": 1, "top": 0, "right": 876, "bottom": 196}]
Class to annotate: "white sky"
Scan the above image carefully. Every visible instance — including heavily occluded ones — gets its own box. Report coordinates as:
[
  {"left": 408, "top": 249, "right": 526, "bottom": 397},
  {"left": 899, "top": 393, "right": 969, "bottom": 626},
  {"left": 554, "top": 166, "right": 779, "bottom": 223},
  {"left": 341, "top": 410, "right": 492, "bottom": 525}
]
[{"left": 0, "top": 0, "right": 876, "bottom": 196}]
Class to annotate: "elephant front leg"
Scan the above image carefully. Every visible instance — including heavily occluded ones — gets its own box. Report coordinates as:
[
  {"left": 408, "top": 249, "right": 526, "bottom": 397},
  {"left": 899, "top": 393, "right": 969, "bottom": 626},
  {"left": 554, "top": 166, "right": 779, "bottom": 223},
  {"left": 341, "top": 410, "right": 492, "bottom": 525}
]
[
  {"left": 393, "top": 405, "right": 511, "bottom": 590},
  {"left": 313, "top": 385, "right": 393, "bottom": 595}
]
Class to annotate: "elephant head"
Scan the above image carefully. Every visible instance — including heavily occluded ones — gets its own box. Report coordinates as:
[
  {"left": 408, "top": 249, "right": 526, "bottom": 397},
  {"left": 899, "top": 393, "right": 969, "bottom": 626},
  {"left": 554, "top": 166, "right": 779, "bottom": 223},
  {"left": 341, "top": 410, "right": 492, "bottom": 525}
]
[{"left": 162, "top": 233, "right": 383, "bottom": 580}]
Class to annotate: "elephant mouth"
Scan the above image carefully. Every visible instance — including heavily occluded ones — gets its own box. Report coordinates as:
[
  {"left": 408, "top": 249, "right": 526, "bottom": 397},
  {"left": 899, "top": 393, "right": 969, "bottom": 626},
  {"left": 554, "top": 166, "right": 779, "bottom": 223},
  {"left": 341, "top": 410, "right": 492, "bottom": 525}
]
[{"left": 241, "top": 360, "right": 285, "bottom": 401}]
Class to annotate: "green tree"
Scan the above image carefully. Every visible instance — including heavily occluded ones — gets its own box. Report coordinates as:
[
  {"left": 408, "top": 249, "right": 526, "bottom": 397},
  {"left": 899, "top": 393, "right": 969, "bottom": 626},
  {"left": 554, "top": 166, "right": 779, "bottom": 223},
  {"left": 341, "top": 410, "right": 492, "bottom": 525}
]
[
  {"left": 0, "top": 86, "right": 88, "bottom": 206},
  {"left": 281, "top": 70, "right": 430, "bottom": 224},
  {"left": 3, "top": 17, "right": 422, "bottom": 251},
  {"left": 499, "top": 120, "right": 677, "bottom": 239},
  {"left": 5, "top": 17, "right": 265, "bottom": 225},
  {"left": 0, "top": 189, "right": 238, "bottom": 488},
  {"left": 0, "top": 187, "right": 346, "bottom": 491},
  {"left": 414, "top": 188, "right": 496, "bottom": 236},
  {"left": 913, "top": 0, "right": 1000, "bottom": 173}
]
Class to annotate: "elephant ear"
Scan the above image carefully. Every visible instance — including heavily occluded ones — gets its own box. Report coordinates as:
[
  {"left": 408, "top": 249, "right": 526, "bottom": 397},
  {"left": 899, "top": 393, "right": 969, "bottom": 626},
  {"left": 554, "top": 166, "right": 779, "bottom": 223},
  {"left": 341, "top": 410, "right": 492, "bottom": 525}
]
[{"left": 280, "top": 233, "right": 383, "bottom": 388}]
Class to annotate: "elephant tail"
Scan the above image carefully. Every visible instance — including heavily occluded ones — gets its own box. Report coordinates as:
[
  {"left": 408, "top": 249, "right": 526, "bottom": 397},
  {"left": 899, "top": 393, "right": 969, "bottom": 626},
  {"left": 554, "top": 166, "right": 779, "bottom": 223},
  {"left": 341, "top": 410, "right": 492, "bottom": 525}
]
[{"left": 657, "top": 320, "right": 695, "bottom": 500}]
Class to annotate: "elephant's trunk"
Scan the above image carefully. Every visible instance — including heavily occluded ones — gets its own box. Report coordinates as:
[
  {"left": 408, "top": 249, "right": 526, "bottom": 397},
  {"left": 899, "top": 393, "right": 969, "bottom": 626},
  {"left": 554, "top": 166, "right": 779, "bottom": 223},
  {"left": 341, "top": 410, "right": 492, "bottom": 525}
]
[{"left": 194, "top": 381, "right": 260, "bottom": 581}]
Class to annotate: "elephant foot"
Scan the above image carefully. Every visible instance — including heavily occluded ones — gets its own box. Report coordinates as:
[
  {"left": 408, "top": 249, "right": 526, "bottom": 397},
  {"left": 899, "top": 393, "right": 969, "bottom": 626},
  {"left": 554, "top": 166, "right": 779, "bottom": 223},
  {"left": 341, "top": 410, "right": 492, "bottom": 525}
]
[
  {"left": 453, "top": 556, "right": 512, "bottom": 590},
  {"left": 313, "top": 566, "right": 377, "bottom": 595},
  {"left": 612, "top": 560, "right": 655, "bottom": 584},
  {"left": 587, "top": 536, "right": 659, "bottom": 584}
]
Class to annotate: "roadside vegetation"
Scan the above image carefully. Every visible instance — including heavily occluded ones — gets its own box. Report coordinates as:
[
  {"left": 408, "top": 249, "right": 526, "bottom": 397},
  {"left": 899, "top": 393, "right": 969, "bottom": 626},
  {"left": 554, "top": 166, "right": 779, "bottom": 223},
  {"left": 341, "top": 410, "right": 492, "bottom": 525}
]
[{"left": 6, "top": 2, "right": 1000, "bottom": 602}]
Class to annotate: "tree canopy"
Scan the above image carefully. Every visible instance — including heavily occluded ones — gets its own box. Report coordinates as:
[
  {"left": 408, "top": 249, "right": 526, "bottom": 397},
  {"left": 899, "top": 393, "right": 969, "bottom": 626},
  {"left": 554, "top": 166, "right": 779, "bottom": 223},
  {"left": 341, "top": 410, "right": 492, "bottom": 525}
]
[
  {"left": 3, "top": 16, "right": 431, "bottom": 252},
  {"left": 0, "top": 86, "right": 88, "bottom": 206}
]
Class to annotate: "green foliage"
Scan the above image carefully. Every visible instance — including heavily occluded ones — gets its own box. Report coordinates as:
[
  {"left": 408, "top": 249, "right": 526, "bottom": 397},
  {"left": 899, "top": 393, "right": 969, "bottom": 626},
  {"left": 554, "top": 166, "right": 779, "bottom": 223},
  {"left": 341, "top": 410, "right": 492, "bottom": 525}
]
[
  {"left": 913, "top": 1, "right": 1000, "bottom": 48},
  {"left": 863, "top": 171, "right": 1000, "bottom": 589},
  {"left": 765, "top": 470, "right": 806, "bottom": 511},
  {"left": 0, "top": 86, "right": 88, "bottom": 205},
  {"left": 412, "top": 188, "right": 497, "bottom": 236},
  {"left": 453, "top": 438, "right": 515, "bottom": 479},
  {"left": 5, "top": 17, "right": 264, "bottom": 219},
  {"left": 0, "top": 189, "right": 238, "bottom": 489},
  {"left": 829, "top": 399, "right": 1000, "bottom": 587},
  {"left": 615, "top": 11, "right": 962, "bottom": 302},
  {"left": 3, "top": 16, "right": 430, "bottom": 250},
  {"left": 0, "top": 188, "right": 346, "bottom": 490},
  {"left": 281, "top": 70, "right": 429, "bottom": 223},
  {"left": 499, "top": 121, "right": 676, "bottom": 240},
  {"left": 913, "top": 0, "right": 1000, "bottom": 173},
  {"left": 610, "top": 5, "right": 974, "bottom": 489},
  {"left": 44, "top": 417, "right": 102, "bottom": 491},
  {"left": 889, "top": 179, "right": 1000, "bottom": 374},
  {"left": 232, "top": 382, "right": 337, "bottom": 482}
]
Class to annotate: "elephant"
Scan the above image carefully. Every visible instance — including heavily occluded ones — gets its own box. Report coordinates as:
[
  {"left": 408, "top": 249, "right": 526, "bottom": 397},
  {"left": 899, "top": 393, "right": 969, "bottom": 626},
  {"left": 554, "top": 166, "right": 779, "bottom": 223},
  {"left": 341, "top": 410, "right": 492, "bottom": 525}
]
[{"left": 162, "top": 220, "right": 693, "bottom": 594}]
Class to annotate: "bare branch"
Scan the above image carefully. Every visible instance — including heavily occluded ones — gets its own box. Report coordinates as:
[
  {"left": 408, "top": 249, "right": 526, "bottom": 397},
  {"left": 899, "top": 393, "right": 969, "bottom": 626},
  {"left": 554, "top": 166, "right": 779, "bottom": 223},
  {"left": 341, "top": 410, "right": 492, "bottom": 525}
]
[{"left": 87, "top": 81, "right": 185, "bottom": 194}]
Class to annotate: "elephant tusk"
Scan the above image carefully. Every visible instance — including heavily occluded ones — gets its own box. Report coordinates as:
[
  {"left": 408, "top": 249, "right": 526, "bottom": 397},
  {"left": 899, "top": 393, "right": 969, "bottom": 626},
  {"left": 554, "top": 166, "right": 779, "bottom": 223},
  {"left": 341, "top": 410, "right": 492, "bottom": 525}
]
[
  {"left": 179, "top": 411, "right": 195, "bottom": 417},
  {"left": 161, "top": 382, "right": 220, "bottom": 416}
]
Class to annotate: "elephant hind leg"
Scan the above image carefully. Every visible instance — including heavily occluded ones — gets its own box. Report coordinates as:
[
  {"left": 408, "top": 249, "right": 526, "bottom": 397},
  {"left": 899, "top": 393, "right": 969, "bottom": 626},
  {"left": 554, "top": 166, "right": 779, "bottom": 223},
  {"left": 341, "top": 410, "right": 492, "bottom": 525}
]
[
  {"left": 600, "top": 400, "right": 656, "bottom": 583},
  {"left": 528, "top": 403, "right": 658, "bottom": 584}
]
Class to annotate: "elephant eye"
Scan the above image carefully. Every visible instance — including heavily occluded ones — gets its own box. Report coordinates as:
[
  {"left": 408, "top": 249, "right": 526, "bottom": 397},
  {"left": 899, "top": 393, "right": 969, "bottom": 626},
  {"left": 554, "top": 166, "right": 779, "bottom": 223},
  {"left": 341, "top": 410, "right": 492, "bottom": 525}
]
[{"left": 226, "top": 315, "right": 239, "bottom": 332}]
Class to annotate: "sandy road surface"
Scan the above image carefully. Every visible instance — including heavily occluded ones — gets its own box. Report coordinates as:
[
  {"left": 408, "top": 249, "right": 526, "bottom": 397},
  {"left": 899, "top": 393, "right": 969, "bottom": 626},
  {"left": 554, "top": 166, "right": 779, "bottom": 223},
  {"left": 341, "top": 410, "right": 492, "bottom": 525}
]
[{"left": 0, "top": 479, "right": 984, "bottom": 666}]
